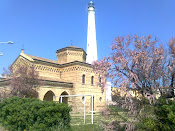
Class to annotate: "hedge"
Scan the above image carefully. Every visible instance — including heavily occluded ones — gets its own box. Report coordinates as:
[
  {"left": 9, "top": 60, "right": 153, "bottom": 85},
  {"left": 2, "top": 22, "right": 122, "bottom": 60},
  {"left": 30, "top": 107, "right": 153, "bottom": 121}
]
[{"left": 0, "top": 96, "right": 71, "bottom": 131}]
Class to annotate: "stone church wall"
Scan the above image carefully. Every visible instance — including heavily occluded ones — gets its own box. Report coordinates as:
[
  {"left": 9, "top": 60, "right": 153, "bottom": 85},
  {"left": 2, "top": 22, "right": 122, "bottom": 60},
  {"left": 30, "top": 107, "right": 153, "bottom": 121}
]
[
  {"left": 60, "top": 64, "right": 106, "bottom": 112},
  {"left": 6, "top": 49, "right": 106, "bottom": 113}
]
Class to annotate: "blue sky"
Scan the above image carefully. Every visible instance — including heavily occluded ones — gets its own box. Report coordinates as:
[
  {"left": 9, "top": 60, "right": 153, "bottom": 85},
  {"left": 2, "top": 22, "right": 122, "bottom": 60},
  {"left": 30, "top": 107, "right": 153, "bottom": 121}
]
[{"left": 0, "top": 0, "right": 175, "bottom": 74}]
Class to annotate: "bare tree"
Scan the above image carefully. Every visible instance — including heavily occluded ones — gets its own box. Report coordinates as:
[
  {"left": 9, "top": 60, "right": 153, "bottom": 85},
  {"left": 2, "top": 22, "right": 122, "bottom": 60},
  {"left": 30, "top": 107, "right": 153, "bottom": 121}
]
[{"left": 2, "top": 64, "right": 41, "bottom": 98}]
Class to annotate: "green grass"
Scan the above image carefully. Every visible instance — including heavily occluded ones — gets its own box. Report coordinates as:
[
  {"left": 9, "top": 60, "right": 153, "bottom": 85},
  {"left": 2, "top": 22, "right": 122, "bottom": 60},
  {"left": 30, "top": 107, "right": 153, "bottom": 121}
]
[
  {"left": 70, "top": 112, "right": 105, "bottom": 125},
  {"left": 69, "top": 109, "right": 129, "bottom": 131},
  {"left": 71, "top": 124, "right": 102, "bottom": 131},
  {"left": 70, "top": 113, "right": 104, "bottom": 131}
]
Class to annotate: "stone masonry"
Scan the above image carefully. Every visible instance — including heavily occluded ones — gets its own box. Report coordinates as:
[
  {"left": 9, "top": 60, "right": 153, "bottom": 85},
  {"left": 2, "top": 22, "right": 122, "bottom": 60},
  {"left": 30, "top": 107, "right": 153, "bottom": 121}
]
[{"left": 1, "top": 46, "right": 106, "bottom": 112}]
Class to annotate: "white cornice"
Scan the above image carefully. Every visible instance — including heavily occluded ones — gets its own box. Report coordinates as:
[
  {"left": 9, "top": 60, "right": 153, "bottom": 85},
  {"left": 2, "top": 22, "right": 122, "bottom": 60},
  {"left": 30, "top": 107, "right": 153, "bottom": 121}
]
[{"left": 20, "top": 52, "right": 34, "bottom": 62}]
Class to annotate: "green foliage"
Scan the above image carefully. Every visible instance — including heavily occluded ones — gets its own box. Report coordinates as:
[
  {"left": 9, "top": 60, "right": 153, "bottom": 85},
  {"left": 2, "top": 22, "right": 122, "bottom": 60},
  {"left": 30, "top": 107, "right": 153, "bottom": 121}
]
[
  {"left": 154, "top": 98, "right": 175, "bottom": 130},
  {"left": 140, "top": 97, "right": 150, "bottom": 105},
  {"left": 136, "top": 98, "right": 175, "bottom": 131},
  {"left": 0, "top": 96, "right": 71, "bottom": 131},
  {"left": 136, "top": 116, "right": 158, "bottom": 131},
  {"left": 109, "top": 105, "right": 128, "bottom": 114}
]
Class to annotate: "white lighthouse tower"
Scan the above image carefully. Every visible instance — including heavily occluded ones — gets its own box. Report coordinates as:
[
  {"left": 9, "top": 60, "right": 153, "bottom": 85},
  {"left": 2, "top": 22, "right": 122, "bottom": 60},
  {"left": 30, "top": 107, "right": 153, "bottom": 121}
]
[{"left": 86, "top": 1, "right": 97, "bottom": 64}]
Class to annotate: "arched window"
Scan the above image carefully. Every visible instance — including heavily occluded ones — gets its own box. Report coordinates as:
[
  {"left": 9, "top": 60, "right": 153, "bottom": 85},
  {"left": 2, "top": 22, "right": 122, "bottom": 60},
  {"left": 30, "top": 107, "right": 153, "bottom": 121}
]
[
  {"left": 60, "top": 71, "right": 62, "bottom": 78},
  {"left": 99, "top": 77, "right": 102, "bottom": 83},
  {"left": 99, "top": 97, "right": 102, "bottom": 102},
  {"left": 82, "top": 96, "right": 85, "bottom": 101},
  {"left": 82, "top": 74, "right": 85, "bottom": 84},
  {"left": 59, "top": 91, "right": 69, "bottom": 104},
  {"left": 99, "top": 77, "right": 102, "bottom": 87},
  {"left": 43, "top": 90, "right": 55, "bottom": 101},
  {"left": 91, "top": 76, "right": 94, "bottom": 85}
]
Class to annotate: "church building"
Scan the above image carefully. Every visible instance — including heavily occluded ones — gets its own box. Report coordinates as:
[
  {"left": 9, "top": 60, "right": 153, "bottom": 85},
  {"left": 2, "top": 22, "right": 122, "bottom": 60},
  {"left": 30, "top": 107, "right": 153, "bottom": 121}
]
[
  {"left": 0, "top": 1, "right": 107, "bottom": 112},
  {"left": 10, "top": 46, "right": 106, "bottom": 112}
]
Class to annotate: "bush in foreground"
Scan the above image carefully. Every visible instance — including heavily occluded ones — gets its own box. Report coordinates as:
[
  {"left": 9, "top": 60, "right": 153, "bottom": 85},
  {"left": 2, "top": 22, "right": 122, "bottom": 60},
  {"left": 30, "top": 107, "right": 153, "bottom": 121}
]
[
  {"left": 0, "top": 96, "right": 71, "bottom": 131},
  {"left": 136, "top": 98, "right": 175, "bottom": 131},
  {"left": 154, "top": 98, "right": 175, "bottom": 130}
]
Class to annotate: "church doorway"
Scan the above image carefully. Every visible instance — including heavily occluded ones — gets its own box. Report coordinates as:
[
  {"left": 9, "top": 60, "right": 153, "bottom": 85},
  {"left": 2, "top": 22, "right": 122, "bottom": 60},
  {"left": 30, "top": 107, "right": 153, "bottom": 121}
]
[
  {"left": 59, "top": 91, "right": 69, "bottom": 104},
  {"left": 43, "top": 90, "right": 55, "bottom": 101}
]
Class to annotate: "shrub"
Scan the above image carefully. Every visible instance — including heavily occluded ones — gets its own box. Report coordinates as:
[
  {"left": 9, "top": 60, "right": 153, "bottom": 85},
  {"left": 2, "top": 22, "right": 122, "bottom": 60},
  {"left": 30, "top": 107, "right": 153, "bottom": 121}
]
[
  {"left": 0, "top": 96, "right": 71, "bottom": 131},
  {"left": 154, "top": 98, "right": 175, "bottom": 130},
  {"left": 136, "top": 98, "right": 175, "bottom": 131}
]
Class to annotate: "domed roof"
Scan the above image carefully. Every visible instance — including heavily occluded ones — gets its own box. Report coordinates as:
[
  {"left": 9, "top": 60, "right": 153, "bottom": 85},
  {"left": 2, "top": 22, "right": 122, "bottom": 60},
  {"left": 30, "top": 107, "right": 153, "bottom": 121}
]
[{"left": 88, "top": 1, "right": 95, "bottom": 8}]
